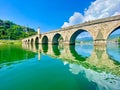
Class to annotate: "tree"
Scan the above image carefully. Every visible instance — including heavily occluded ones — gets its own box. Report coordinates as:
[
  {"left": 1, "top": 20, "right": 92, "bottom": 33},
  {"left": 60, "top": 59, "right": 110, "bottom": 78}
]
[{"left": 0, "top": 19, "right": 36, "bottom": 40}]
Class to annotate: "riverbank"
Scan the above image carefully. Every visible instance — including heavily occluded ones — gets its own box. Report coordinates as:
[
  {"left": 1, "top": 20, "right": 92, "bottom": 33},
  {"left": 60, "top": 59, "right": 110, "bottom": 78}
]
[{"left": 0, "top": 40, "right": 22, "bottom": 45}]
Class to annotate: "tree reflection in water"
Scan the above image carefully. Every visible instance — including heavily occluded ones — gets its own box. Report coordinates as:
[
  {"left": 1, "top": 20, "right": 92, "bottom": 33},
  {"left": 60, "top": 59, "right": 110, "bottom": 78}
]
[{"left": 0, "top": 44, "right": 36, "bottom": 68}]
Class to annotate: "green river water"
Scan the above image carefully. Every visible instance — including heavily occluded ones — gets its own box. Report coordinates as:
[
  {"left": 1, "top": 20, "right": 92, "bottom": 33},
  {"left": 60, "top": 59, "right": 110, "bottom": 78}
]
[{"left": 0, "top": 43, "right": 120, "bottom": 90}]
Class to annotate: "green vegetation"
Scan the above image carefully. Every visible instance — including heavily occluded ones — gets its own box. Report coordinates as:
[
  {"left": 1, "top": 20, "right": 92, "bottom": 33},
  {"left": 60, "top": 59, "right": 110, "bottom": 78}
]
[
  {"left": 0, "top": 19, "right": 36, "bottom": 40},
  {"left": 0, "top": 40, "right": 22, "bottom": 45},
  {"left": 118, "top": 37, "right": 120, "bottom": 43}
]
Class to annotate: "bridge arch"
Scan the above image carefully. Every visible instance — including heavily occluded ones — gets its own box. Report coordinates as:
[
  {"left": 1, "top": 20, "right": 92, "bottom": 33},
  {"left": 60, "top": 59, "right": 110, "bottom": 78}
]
[
  {"left": 31, "top": 38, "right": 34, "bottom": 44},
  {"left": 35, "top": 37, "right": 39, "bottom": 44},
  {"left": 26, "top": 40, "right": 27, "bottom": 44},
  {"left": 42, "top": 35, "right": 48, "bottom": 44},
  {"left": 24, "top": 40, "right": 27, "bottom": 44},
  {"left": 52, "top": 33, "right": 63, "bottom": 45},
  {"left": 28, "top": 39, "right": 30, "bottom": 44},
  {"left": 106, "top": 25, "right": 120, "bottom": 40},
  {"left": 69, "top": 29, "right": 93, "bottom": 45}
]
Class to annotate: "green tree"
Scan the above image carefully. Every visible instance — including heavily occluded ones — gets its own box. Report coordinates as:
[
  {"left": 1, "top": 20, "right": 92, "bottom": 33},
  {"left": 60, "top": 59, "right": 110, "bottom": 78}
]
[{"left": 0, "top": 19, "right": 36, "bottom": 40}]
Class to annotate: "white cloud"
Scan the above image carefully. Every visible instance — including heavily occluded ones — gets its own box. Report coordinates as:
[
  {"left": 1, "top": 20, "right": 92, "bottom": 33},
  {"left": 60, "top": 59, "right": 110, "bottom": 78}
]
[
  {"left": 61, "top": 12, "right": 83, "bottom": 28},
  {"left": 62, "top": 0, "right": 120, "bottom": 28}
]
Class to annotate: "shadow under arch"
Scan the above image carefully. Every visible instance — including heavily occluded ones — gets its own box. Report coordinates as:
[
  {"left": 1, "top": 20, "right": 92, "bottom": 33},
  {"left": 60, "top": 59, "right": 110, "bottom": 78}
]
[
  {"left": 70, "top": 29, "right": 93, "bottom": 45},
  {"left": 42, "top": 35, "right": 48, "bottom": 44},
  {"left": 52, "top": 45, "right": 61, "bottom": 56},
  {"left": 31, "top": 38, "right": 34, "bottom": 44},
  {"left": 35, "top": 37, "right": 39, "bottom": 49},
  {"left": 52, "top": 33, "right": 63, "bottom": 45},
  {"left": 28, "top": 39, "right": 30, "bottom": 44},
  {"left": 35, "top": 37, "right": 39, "bottom": 44},
  {"left": 69, "top": 45, "right": 87, "bottom": 61},
  {"left": 31, "top": 38, "right": 34, "bottom": 48}
]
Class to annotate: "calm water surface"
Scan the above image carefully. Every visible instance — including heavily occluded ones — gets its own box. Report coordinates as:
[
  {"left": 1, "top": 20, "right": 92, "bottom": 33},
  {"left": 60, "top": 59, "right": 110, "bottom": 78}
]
[{"left": 0, "top": 44, "right": 120, "bottom": 90}]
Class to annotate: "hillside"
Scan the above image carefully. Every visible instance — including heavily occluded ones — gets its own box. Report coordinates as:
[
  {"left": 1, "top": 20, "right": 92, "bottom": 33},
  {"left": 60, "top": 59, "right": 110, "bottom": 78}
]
[
  {"left": 0, "top": 19, "right": 36, "bottom": 40},
  {"left": 76, "top": 37, "right": 93, "bottom": 42}
]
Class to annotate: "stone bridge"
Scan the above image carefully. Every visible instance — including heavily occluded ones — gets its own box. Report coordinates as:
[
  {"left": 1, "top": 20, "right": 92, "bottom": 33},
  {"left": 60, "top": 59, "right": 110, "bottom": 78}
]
[{"left": 22, "top": 15, "right": 120, "bottom": 46}]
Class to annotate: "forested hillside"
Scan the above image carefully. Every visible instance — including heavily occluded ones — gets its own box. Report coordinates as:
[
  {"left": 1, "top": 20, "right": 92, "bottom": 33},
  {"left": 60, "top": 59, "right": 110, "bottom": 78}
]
[{"left": 0, "top": 19, "right": 36, "bottom": 40}]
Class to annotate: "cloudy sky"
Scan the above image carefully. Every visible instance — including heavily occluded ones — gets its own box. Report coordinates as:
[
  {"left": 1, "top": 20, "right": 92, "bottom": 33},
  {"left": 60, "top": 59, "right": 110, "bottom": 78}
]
[
  {"left": 62, "top": 0, "right": 120, "bottom": 28},
  {"left": 0, "top": 0, "right": 120, "bottom": 33}
]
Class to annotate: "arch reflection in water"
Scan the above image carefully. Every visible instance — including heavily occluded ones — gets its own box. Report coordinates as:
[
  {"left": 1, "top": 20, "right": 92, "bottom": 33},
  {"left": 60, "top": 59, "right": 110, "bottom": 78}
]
[
  {"left": 42, "top": 44, "right": 48, "bottom": 53},
  {"left": 52, "top": 45, "right": 61, "bottom": 56},
  {"left": 70, "top": 44, "right": 93, "bottom": 61},
  {"left": 107, "top": 44, "right": 120, "bottom": 62},
  {"left": 35, "top": 43, "right": 39, "bottom": 50},
  {"left": 22, "top": 43, "right": 120, "bottom": 76},
  {"left": 106, "top": 27, "right": 120, "bottom": 62},
  {"left": 70, "top": 45, "right": 87, "bottom": 61},
  {"left": 23, "top": 44, "right": 91, "bottom": 61},
  {"left": 22, "top": 44, "right": 41, "bottom": 60}
]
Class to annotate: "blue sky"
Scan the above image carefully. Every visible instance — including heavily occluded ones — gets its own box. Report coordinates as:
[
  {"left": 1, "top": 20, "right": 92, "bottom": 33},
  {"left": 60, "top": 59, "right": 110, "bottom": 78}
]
[
  {"left": 0, "top": 0, "right": 94, "bottom": 32},
  {"left": 0, "top": 0, "right": 120, "bottom": 35}
]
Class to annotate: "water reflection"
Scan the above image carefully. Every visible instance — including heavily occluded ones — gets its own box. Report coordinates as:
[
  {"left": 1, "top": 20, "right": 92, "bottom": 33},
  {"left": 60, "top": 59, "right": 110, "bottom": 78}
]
[
  {"left": 70, "top": 45, "right": 89, "bottom": 61},
  {"left": 69, "top": 64, "right": 120, "bottom": 90},
  {"left": 52, "top": 45, "right": 61, "bottom": 56},
  {"left": 22, "top": 43, "right": 120, "bottom": 76},
  {"left": 107, "top": 44, "right": 120, "bottom": 62},
  {"left": 0, "top": 43, "right": 120, "bottom": 90},
  {"left": 0, "top": 44, "right": 36, "bottom": 68},
  {"left": 42, "top": 44, "right": 48, "bottom": 53},
  {"left": 75, "top": 44, "right": 93, "bottom": 57},
  {"left": 35, "top": 43, "right": 39, "bottom": 50}
]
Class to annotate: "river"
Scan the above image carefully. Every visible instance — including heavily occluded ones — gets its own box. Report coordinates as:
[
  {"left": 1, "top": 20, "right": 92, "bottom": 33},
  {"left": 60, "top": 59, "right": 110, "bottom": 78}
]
[{"left": 0, "top": 43, "right": 120, "bottom": 90}]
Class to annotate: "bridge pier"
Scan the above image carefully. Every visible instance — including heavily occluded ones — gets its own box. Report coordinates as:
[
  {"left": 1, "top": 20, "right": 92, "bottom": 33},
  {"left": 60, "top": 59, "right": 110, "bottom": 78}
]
[
  {"left": 48, "top": 42, "right": 53, "bottom": 45},
  {"left": 94, "top": 39, "right": 107, "bottom": 46},
  {"left": 63, "top": 41, "right": 71, "bottom": 45},
  {"left": 45, "top": 41, "right": 71, "bottom": 45}
]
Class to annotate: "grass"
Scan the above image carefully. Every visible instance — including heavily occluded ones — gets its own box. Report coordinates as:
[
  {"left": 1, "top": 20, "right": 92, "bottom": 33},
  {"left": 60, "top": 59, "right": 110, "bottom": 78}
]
[{"left": 0, "top": 40, "right": 22, "bottom": 45}]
